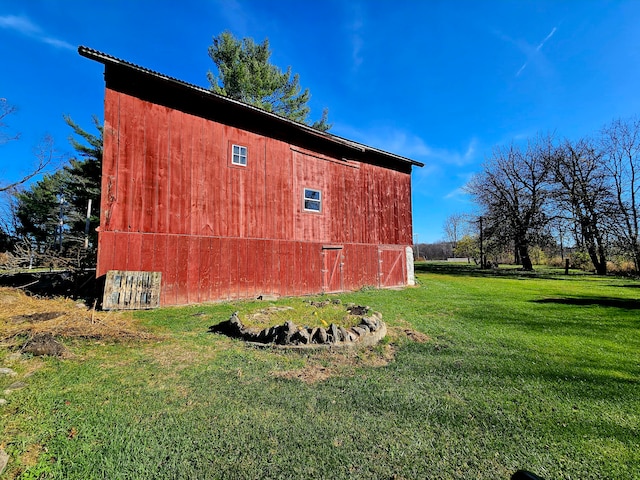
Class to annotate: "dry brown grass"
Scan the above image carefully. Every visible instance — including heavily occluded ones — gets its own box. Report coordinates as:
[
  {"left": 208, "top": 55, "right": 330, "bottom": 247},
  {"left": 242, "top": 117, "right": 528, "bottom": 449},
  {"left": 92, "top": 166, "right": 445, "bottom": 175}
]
[
  {"left": 0, "top": 287, "right": 156, "bottom": 348},
  {"left": 607, "top": 260, "right": 638, "bottom": 274}
]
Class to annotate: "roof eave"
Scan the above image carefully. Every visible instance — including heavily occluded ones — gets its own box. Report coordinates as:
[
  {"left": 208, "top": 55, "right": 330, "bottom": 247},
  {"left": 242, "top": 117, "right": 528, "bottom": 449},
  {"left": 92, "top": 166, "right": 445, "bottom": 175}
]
[{"left": 78, "top": 46, "right": 424, "bottom": 168}]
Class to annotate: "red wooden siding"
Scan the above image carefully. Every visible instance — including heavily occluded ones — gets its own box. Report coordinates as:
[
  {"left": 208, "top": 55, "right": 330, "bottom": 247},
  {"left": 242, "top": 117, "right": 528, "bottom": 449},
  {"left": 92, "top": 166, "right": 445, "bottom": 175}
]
[
  {"left": 322, "top": 247, "right": 344, "bottom": 293},
  {"left": 97, "top": 89, "right": 415, "bottom": 306},
  {"left": 378, "top": 246, "right": 408, "bottom": 288}
]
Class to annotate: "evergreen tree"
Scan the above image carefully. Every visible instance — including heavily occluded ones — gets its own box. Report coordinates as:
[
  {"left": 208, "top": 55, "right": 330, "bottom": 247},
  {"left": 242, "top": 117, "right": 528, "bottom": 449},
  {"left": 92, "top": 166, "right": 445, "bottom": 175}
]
[
  {"left": 14, "top": 116, "right": 102, "bottom": 262},
  {"left": 62, "top": 115, "right": 102, "bottom": 249},
  {"left": 15, "top": 170, "right": 68, "bottom": 246},
  {"left": 207, "top": 31, "right": 331, "bottom": 131}
]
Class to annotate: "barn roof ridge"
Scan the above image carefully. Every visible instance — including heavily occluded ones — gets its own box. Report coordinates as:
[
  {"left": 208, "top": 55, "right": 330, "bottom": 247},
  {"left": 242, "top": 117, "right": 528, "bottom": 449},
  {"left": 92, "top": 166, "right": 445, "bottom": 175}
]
[{"left": 78, "top": 46, "right": 423, "bottom": 168}]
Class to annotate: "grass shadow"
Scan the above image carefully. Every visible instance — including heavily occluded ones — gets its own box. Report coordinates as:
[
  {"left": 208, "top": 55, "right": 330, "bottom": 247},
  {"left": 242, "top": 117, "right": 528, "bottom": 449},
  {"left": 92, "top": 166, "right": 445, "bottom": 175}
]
[
  {"left": 533, "top": 297, "right": 640, "bottom": 310},
  {"left": 415, "top": 262, "right": 584, "bottom": 280}
]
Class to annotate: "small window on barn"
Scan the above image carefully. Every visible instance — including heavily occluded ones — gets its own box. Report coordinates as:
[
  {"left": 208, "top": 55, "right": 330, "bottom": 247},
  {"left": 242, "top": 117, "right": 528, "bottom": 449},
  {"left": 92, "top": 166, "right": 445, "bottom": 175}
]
[
  {"left": 231, "top": 144, "right": 247, "bottom": 166},
  {"left": 303, "top": 188, "right": 322, "bottom": 212}
]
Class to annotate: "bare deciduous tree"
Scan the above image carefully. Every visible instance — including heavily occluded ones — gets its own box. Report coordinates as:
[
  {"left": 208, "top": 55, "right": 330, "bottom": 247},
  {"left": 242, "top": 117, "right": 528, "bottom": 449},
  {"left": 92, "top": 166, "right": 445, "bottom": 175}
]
[
  {"left": 550, "top": 137, "right": 613, "bottom": 275},
  {"left": 1, "top": 135, "right": 58, "bottom": 193},
  {"left": 443, "top": 213, "right": 470, "bottom": 254},
  {"left": 466, "top": 137, "right": 553, "bottom": 271},
  {"left": 0, "top": 100, "right": 57, "bottom": 193},
  {"left": 601, "top": 117, "right": 640, "bottom": 271},
  {"left": 0, "top": 98, "right": 20, "bottom": 145}
]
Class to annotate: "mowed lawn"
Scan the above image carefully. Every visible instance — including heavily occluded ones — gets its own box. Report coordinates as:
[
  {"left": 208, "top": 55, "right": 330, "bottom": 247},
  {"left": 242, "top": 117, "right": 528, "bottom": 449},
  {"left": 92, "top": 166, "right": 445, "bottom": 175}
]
[{"left": 1, "top": 264, "right": 639, "bottom": 479}]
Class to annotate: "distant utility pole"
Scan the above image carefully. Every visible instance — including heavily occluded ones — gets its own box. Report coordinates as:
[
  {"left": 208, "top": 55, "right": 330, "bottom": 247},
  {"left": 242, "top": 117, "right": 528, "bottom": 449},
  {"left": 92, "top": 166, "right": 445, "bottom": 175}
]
[
  {"left": 479, "top": 216, "right": 485, "bottom": 269},
  {"left": 413, "top": 233, "right": 420, "bottom": 260},
  {"left": 84, "top": 199, "right": 92, "bottom": 249}
]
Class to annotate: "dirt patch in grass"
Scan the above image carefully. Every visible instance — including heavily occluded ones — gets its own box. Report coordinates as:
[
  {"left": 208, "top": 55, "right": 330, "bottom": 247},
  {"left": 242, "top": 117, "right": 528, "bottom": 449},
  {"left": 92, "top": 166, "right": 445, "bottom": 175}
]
[
  {"left": 270, "top": 344, "right": 397, "bottom": 383},
  {"left": 386, "top": 317, "right": 431, "bottom": 344},
  {"left": 2, "top": 443, "right": 46, "bottom": 479},
  {"left": 270, "top": 326, "right": 429, "bottom": 384},
  {"left": 19, "top": 443, "right": 43, "bottom": 468},
  {"left": 21, "top": 333, "right": 69, "bottom": 358},
  {"left": 395, "top": 327, "right": 430, "bottom": 343},
  {"left": 0, "top": 287, "right": 156, "bottom": 350}
]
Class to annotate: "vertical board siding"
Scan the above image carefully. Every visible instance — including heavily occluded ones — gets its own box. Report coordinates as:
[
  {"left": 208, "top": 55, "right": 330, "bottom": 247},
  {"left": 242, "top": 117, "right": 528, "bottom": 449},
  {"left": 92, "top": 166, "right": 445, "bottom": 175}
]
[
  {"left": 209, "top": 237, "right": 222, "bottom": 300},
  {"left": 187, "top": 236, "right": 200, "bottom": 304},
  {"left": 101, "top": 89, "right": 119, "bottom": 234},
  {"left": 167, "top": 109, "right": 182, "bottom": 235},
  {"left": 264, "top": 141, "right": 294, "bottom": 240},
  {"left": 152, "top": 234, "right": 167, "bottom": 285},
  {"left": 96, "top": 231, "right": 115, "bottom": 277},
  {"left": 131, "top": 102, "right": 146, "bottom": 233},
  {"left": 198, "top": 236, "right": 211, "bottom": 302},
  {"left": 126, "top": 233, "right": 143, "bottom": 271},
  {"left": 98, "top": 89, "right": 415, "bottom": 306},
  {"left": 114, "top": 94, "right": 131, "bottom": 232},
  {"left": 192, "top": 118, "right": 205, "bottom": 236},
  {"left": 98, "top": 232, "right": 405, "bottom": 305},
  {"left": 175, "top": 236, "right": 190, "bottom": 305},
  {"left": 113, "top": 232, "right": 128, "bottom": 272},
  {"left": 142, "top": 102, "right": 157, "bottom": 234},
  {"left": 163, "top": 234, "right": 178, "bottom": 306},
  {"left": 155, "top": 103, "right": 170, "bottom": 235},
  {"left": 379, "top": 246, "right": 408, "bottom": 287}
]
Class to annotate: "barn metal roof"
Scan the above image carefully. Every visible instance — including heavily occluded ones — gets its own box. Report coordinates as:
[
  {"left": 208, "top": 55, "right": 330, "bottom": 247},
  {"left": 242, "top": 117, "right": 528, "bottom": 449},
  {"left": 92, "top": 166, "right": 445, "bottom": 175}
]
[{"left": 78, "top": 46, "right": 423, "bottom": 169}]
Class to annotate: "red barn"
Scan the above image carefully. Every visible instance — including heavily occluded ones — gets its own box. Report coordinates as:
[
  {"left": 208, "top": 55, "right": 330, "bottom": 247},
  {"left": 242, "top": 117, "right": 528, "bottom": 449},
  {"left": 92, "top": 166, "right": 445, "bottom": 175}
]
[{"left": 80, "top": 47, "right": 423, "bottom": 307}]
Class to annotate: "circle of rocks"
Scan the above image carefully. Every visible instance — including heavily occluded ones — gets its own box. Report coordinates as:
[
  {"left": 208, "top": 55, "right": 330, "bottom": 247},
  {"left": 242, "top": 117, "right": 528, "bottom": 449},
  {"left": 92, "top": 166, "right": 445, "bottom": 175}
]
[{"left": 209, "top": 305, "right": 386, "bottom": 349}]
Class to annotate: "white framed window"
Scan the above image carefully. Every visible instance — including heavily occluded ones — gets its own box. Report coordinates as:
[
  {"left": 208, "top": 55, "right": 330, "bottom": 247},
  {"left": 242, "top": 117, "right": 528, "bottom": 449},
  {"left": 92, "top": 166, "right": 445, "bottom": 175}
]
[
  {"left": 231, "top": 144, "right": 247, "bottom": 166},
  {"left": 303, "top": 188, "right": 322, "bottom": 212}
]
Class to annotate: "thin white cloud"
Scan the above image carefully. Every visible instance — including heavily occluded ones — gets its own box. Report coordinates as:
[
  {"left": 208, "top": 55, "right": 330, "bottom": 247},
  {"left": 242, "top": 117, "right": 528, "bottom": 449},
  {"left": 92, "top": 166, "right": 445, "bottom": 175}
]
[
  {"left": 443, "top": 172, "right": 475, "bottom": 201},
  {"left": 338, "top": 125, "right": 479, "bottom": 166},
  {"left": 376, "top": 130, "right": 434, "bottom": 159},
  {"left": 516, "top": 26, "right": 557, "bottom": 77},
  {"left": 422, "top": 137, "right": 478, "bottom": 167},
  {"left": 343, "top": 2, "right": 365, "bottom": 70},
  {"left": 0, "top": 14, "right": 74, "bottom": 51},
  {"left": 444, "top": 187, "right": 467, "bottom": 200},
  {"left": 213, "top": 0, "right": 250, "bottom": 36},
  {"left": 515, "top": 62, "right": 528, "bottom": 77},
  {"left": 351, "top": 30, "right": 364, "bottom": 69},
  {"left": 538, "top": 27, "right": 557, "bottom": 50},
  {"left": 0, "top": 14, "right": 39, "bottom": 34},
  {"left": 460, "top": 138, "right": 477, "bottom": 164}
]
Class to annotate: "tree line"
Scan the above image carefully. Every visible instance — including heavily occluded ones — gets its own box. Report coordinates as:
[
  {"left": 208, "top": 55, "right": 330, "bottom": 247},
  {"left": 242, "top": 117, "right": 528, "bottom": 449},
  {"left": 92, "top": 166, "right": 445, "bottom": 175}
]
[
  {"left": 446, "top": 117, "right": 640, "bottom": 274},
  {"left": 0, "top": 32, "right": 330, "bottom": 270},
  {"left": 0, "top": 112, "right": 102, "bottom": 269}
]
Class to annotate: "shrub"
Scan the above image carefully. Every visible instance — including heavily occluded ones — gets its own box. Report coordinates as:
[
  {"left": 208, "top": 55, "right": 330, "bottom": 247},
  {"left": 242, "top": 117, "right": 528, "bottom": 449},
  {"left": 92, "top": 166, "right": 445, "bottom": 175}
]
[
  {"left": 607, "top": 257, "right": 637, "bottom": 275},
  {"left": 546, "top": 256, "right": 566, "bottom": 268},
  {"left": 528, "top": 246, "right": 548, "bottom": 265},
  {"left": 569, "top": 250, "right": 592, "bottom": 271}
]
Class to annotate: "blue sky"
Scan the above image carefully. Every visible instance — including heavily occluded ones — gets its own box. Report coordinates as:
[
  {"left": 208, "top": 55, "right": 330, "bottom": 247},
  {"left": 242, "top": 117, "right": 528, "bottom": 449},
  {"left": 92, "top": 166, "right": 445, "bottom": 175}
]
[{"left": 1, "top": 1, "right": 640, "bottom": 242}]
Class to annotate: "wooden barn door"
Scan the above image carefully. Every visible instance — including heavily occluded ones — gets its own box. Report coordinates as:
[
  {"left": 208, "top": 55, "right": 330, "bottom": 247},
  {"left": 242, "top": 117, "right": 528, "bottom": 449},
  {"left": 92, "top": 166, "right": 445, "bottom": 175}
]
[
  {"left": 378, "top": 246, "right": 407, "bottom": 288},
  {"left": 322, "top": 246, "right": 344, "bottom": 293}
]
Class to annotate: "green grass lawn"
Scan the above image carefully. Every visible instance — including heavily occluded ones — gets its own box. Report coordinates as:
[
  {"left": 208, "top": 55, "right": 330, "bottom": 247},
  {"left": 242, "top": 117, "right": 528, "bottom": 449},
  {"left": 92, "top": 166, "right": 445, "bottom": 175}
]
[{"left": 1, "top": 263, "right": 639, "bottom": 479}]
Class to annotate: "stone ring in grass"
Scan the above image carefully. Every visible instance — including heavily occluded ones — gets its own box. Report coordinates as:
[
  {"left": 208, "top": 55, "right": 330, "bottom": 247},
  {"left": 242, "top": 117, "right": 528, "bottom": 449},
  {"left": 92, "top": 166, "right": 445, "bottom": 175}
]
[{"left": 209, "top": 302, "right": 386, "bottom": 349}]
